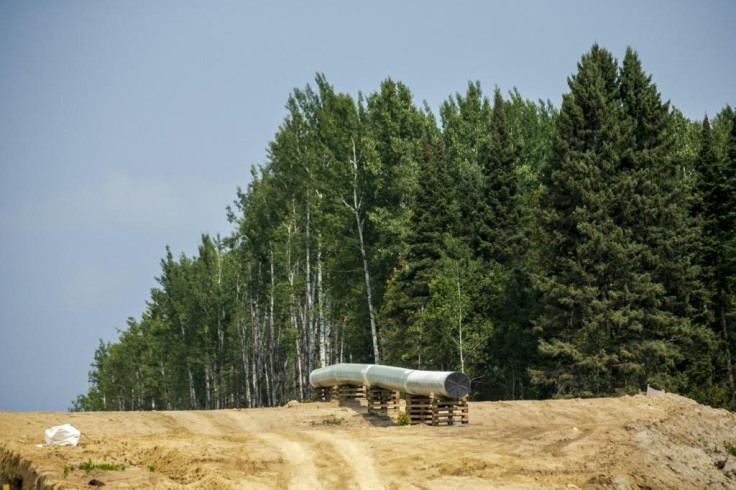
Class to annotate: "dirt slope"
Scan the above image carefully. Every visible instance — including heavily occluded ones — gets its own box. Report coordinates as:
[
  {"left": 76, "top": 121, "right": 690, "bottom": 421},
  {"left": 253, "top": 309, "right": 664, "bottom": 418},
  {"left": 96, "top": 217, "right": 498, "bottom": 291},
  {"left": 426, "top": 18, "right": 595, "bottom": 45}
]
[{"left": 1, "top": 393, "right": 735, "bottom": 489}]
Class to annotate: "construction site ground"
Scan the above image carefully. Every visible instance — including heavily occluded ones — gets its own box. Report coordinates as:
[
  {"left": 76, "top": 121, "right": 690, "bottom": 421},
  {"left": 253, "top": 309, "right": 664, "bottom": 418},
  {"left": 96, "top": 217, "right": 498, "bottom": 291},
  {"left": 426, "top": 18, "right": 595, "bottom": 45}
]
[{"left": 2, "top": 393, "right": 735, "bottom": 489}]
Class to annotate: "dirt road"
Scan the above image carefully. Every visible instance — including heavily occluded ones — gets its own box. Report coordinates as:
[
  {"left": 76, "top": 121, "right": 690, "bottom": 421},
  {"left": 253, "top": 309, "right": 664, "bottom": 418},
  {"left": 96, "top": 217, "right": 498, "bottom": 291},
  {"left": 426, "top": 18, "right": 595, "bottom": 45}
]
[{"left": 2, "top": 393, "right": 735, "bottom": 488}]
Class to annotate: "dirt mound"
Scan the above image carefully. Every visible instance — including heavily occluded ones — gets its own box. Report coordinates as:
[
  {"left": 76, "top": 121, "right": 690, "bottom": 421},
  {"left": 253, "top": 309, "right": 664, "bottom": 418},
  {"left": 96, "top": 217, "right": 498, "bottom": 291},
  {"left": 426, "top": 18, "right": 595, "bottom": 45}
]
[{"left": 1, "top": 394, "right": 734, "bottom": 488}]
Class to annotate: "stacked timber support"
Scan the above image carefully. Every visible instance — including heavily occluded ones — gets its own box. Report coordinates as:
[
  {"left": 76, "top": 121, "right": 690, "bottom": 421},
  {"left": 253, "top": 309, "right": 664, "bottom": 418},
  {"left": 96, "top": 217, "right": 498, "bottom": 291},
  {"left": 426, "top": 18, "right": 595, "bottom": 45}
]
[
  {"left": 337, "top": 384, "right": 366, "bottom": 403},
  {"left": 366, "top": 387, "right": 400, "bottom": 415},
  {"left": 312, "top": 386, "right": 335, "bottom": 402},
  {"left": 431, "top": 396, "right": 469, "bottom": 426},
  {"left": 405, "top": 394, "right": 469, "bottom": 426},
  {"left": 405, "top": 394, "right": 433, "bottom": 425}
]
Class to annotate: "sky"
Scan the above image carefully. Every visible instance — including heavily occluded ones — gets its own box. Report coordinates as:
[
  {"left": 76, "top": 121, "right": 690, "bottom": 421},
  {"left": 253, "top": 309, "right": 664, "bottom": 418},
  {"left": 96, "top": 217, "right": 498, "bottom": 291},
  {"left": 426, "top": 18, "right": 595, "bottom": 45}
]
[{"left": 1, "top": 1, "right": 734, "bottom": 412}]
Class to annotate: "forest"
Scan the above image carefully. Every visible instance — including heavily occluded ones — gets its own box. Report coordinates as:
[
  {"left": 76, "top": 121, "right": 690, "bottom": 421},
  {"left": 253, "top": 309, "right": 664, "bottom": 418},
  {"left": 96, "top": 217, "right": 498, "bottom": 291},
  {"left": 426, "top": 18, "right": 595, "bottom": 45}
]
[{"left": 72, "top": 45, "right": 736, "bottom": 412}]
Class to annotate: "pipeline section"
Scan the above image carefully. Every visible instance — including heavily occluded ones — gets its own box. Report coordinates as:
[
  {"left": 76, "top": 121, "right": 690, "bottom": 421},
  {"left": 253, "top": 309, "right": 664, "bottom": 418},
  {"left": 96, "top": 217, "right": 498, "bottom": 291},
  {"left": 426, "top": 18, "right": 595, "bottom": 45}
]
[{"left": 309, "top": 363, "right": 470, "bottom": 399}]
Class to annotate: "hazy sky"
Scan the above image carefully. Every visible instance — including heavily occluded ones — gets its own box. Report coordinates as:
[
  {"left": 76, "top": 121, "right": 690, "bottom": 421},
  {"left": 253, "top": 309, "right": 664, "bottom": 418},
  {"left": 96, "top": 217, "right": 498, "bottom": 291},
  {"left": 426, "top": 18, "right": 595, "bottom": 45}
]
[{"left": 1, "top": 1, "right": 734, "bottom": 412}]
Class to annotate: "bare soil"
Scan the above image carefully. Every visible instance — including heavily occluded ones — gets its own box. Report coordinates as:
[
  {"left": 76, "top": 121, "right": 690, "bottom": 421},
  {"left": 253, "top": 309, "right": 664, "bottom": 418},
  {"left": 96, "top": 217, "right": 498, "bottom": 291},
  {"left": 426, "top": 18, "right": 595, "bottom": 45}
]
[{"left": 1, "top": 393, "right": 735, "bottom": 489}]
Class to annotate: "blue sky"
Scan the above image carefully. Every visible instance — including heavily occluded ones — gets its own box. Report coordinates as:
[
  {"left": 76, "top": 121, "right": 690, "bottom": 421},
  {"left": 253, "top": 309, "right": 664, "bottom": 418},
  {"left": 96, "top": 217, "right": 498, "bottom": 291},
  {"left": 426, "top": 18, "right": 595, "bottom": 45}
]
[{"left": 1, "top": 1, "right": 734, "bottom": 411}]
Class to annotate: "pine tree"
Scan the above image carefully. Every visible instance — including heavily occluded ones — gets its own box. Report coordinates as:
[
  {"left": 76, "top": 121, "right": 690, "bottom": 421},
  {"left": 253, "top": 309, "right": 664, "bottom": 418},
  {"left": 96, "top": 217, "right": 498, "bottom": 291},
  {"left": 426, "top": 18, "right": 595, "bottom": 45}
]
[
  {"left": 476, "top": 89, "right": 520, "bottom": 265},
  {"left": 694, "top": 110, "right": 736, "bottom": 404},
  {"left": 488, "top": 90, "right": 541, "bottom": 399},
  {"left": 614, "top": 48, "right": 703, "bottom": 393},
  {"left": 533, "top": 47, "right": 715, "bottom": 399},
  {"left": 382, "top": 129, "right": 460, "bottom": 368},
  {"left": 723, "top": 109, "right": 736, "bottom": 405},
  {"left": 534, "top": 45, "right": 645, "bottom": 397}
]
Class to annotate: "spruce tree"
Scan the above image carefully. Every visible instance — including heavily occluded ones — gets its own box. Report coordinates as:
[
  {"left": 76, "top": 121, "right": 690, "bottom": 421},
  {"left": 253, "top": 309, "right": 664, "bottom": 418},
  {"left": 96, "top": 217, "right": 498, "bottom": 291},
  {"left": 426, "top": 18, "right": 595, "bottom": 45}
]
[
  {"left": 477, "top": 89, "right": 520, "bottom": 265},
  {"left": 534, "top": 45, "right": 653, "bottom": 397},
  {"left": 467, "top": 89, "right": 536, "bottom": 399},
  {"left": 694, "top": 115, "right": 720, "bottom": 327},
  {"left": 382, "top": 129, "right": 460, "bottom": 368},
  {"left": 723, "top": 109, "right": 736, "bottom": 404},
  {"left": 615, "top": 48, "right": 703, "bottom": 392},
  {"left": 695, "top": 111, "right": 736, "bottom": 404}
]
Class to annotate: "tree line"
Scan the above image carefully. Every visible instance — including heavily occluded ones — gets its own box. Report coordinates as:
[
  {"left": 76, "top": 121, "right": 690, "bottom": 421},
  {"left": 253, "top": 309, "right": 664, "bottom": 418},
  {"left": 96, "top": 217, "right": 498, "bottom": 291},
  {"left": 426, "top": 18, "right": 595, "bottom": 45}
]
[{"left": 72, "top": 45, "right": 736, "bottom": 412}]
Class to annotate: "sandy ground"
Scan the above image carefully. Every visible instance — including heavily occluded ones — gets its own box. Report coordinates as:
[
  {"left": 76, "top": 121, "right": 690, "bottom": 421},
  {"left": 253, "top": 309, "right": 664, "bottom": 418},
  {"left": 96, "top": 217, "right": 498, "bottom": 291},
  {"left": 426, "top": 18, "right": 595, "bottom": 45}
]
[{"left": 1, "top": 393, "right": 735, "bottom": 489}]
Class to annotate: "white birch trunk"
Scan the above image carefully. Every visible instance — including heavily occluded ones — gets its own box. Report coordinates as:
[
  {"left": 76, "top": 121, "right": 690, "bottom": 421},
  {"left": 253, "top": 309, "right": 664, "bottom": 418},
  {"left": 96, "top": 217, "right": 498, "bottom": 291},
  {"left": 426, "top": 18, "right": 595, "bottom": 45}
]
[
  {"left": 250, "top": 298, "right": 261, "bottom": 407},
  {"left": 286, "top": 216, "right": 304, "bottom": 400},
  {"left": 305, "top": 203, "right": 314, "bottom": 380},
  {"left": 216, "top": 241, "right": 224, "bottom": 409},
  {"left": 180, "top": 321, "right": 198, "bottom": 409},
  {"left": 269, "top": 245, "right": 276, "bottom": 406},
  {"left": 317, "top": 236, "right": 327, "bottom": 367},
  {"left": 343, "top": 139, "right": 380, "bottom": 363},
  {"left": 295, "top": 320, "right": 304, "bottom": 399},
  {"left": 205, "top": 364, "right": 212, "bottom": 409},
  {"left": 187, "top": 366, "right": 197, "bottom": 410},
  {"left": 235, "top": 279, "right": 251, "bottom": 407},
  {"left": 456, "top": 264, "right": 465, "bottom": 374}
]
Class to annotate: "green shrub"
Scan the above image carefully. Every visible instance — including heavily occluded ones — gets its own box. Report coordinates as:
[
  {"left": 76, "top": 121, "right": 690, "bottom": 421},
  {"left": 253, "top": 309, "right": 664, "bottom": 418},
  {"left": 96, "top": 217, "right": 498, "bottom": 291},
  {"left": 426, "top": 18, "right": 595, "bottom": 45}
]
[
  {"left": 321, "top": 414, "right": 345, "bottom": 425},
  {"left": 79, "top": 459, "right": 126, "bottom": 472},
  {"left": 725, "top": 442, "right": 736, "bottom": 457}
]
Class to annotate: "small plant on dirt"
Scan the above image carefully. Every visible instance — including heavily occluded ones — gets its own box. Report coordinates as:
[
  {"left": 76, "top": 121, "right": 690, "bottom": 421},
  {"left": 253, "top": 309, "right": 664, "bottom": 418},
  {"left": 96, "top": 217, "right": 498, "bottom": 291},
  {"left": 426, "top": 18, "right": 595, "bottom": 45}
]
[
  {"left": 148, "top": 465, "right": 156, "bottom": 472},
  {"left": 724, "top": 442, "right": 736, "bottom": 457},
  {"left": 396, "top": 413, "right": 412, "bottom": 426},
  {"left": 79, "top": 458, "right": 126, "bottom": 472},
  {"left": 321, "top": 414, "right": 345, "bottom": 425},
  {"left": 63, "top": 465, "right": 71, "bottom": 479}
]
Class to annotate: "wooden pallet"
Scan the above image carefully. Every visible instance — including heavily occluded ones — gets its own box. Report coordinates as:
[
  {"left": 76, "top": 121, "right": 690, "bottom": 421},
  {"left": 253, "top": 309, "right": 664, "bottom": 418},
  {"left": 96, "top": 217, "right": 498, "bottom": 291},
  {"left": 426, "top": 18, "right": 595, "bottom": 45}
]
[
  {"left": 312, "top": 386, "right": 335, "bottom": 402},
  {"left": 337, "top": 384, "right": 366, "bottom": 401},
  {"left": 432, "top": 396, "right": 469, "bottom": 426},
  {"left": 405, "top": 395, "right": 433, "bottom": 425},
  {"left": 405, "top": 394, "right": 468, "bottom": 426},
  {"left": 366, "top": 387, "right": 400, "bottom": 415}
]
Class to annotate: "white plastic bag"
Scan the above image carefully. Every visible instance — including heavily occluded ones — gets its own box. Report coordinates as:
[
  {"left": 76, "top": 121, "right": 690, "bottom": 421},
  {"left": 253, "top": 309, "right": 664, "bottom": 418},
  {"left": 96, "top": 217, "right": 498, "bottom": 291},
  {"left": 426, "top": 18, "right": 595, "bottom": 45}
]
[{"left": 44, "top": 424, "right": 81, "bottom": 447}]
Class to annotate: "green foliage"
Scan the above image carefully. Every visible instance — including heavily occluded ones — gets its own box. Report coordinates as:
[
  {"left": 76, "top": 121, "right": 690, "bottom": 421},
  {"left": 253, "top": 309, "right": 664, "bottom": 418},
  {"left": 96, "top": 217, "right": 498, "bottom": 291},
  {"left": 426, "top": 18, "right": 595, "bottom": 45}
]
[
  {"left": 382, "top": 131, "right": 465, "bottom": 369},
  {"left": 725, "top": 441, "right": 736, "bottom": 457},
  {"left": 314, "top": 414, "right": 345, "bottom": 426},
  {"left": 396, "top": 413, "right": 412, "bottom": 426},
  {"left": 79, "top": 459, "right": 126, "bottom": 472},
  {"left": 691, "top": 107, "right": 736, "bottom": 406},
  {"left": 533, "top": 45, "right": 716, "bottom": 400},
  {"left": 73, "top": 46, "right": 736, "bottom": 412}
]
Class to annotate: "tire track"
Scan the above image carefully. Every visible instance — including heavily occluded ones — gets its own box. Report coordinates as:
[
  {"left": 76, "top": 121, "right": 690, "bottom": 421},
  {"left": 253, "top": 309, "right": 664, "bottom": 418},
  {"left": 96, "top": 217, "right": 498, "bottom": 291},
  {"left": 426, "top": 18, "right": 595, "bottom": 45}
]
[
  {"left": 255, "top": 432, "right": 321, "bottom": 489},
  {"left": 308, "top": 430, "right": 384, "bottom": 489}
]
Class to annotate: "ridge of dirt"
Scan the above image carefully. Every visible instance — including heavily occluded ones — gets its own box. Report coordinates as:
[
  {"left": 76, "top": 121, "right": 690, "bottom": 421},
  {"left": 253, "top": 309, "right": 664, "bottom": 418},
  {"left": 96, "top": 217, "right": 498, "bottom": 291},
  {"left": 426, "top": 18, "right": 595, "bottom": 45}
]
[{"left": 1, "top": 394, "right": 735, "bottom": 489}]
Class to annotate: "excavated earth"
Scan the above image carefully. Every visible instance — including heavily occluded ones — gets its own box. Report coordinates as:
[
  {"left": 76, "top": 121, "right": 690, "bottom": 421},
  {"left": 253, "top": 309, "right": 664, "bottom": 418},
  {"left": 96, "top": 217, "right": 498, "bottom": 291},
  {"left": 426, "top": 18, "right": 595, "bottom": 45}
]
[{"left": 1, "top": 393, "right": 735, "bottom": 489}]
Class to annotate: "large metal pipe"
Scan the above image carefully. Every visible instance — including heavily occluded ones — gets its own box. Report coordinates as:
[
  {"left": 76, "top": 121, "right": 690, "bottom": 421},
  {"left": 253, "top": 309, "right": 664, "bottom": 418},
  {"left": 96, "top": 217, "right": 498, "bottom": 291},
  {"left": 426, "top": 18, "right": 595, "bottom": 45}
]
[{"left": 309, "top": 363, "right": 470, "bottom": 399}]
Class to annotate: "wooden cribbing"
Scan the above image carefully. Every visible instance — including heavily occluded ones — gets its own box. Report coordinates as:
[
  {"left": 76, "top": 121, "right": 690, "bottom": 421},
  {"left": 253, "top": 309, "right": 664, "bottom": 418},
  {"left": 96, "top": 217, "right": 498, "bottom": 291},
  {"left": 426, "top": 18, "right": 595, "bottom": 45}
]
[
  {"left": 312, "top": 386, "right": 335, "bottom": 402},
  {"left": 405, "top": 394, "right": 433, "bottom": 425},
  {"left": 366, "top": 387, "right": 400, "bottom": 415},
  {"left": 405, "top": 394, "right": 468, "bottom": 426},
  {"left": 337, "top": 384, "right": 366, "bottom": 401}
]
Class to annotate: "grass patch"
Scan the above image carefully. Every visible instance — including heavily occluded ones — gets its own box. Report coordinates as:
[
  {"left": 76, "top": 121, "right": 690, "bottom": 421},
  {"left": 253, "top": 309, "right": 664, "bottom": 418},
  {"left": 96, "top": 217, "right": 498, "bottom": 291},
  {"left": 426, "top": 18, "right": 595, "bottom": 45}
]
[
  {"left": 79, "top": 458, "right": 126, "bottom": 472},
  {"left": 725, "top": 442, "right": 736, "bottom": 457},
  {"left": 323, "top": 414, "right": 345, "bottom": 425},
  {"left": 396, "top": 413, "right": 412, "bottom": 426},
  {"left": 311, "top": 413, "right": 345, "bottom": 426}
]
